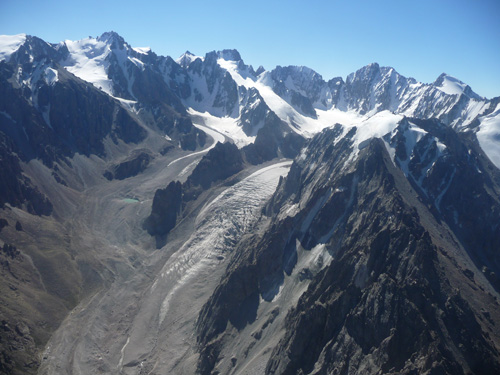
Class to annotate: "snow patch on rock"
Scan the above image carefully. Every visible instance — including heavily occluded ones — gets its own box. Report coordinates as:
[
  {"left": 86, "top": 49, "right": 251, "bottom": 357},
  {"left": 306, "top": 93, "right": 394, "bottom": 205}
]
[{"left": 477, "top": 103, "right": 500, "bottom": 168}]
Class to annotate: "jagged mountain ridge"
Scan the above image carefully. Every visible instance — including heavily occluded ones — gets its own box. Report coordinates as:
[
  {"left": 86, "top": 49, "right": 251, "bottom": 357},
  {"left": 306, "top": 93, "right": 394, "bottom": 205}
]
[
  {"left": 196, "top": 116, "right": 500, "bottom": 374},
  {"left": 2, "top": 31, "right": 498, "bottom": 167}
]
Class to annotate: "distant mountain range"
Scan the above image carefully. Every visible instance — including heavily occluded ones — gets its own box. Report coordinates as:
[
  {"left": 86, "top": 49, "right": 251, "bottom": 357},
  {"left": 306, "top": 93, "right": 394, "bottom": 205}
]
[{"left": 0, "top": 32, "right": 499, "bottom": 375}]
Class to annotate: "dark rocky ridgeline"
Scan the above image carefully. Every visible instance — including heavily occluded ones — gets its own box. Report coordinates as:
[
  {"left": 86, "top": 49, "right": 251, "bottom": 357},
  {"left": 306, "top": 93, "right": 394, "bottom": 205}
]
[
  {"left": 103, "top": 150, "right": 153, "bottom": 180},
  {"left": 195, "top": 122, "right": 500, "bottom": 374},
  {"left": 385, "top": 118, "right": 500, "bottom": 291},
  {"left": 265, "top": 138, "right": 500, "bottom": 375},
  {"left": 144, "top": 142, "right": 244, "bottom": 239}
]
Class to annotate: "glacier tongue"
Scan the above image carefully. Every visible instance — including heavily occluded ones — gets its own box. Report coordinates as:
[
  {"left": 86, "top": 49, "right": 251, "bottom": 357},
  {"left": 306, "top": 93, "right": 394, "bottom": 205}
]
[{"left": 118, "top": 160, "right": 291, "bottom": 373}]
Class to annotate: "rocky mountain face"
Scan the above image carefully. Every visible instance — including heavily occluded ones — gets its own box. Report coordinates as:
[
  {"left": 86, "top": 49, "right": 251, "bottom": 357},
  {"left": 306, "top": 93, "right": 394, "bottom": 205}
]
[
  {"left": 185, "top": 50, "right": 241, "bottom": 116},
  {"left": 196, "top": 118, "right": 500, "bottom": 374},
  {"left": 61, "top": 31, "right": 205, "bottom": 150},
  {"left": 270, "top": 65, "right": 329, "bottom": 117},
  {"left": 0, "top": 31, "right": 499, "bottom": 375}
]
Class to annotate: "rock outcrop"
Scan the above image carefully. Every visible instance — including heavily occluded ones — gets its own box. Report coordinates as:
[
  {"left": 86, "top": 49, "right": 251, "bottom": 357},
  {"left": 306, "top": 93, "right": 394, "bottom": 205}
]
[
  {"left": 143, "top": 181, "right": 183, "bottom": 237},
  {"left": 145, "top": 142, "right": 244, "bottom": 238},
  {"left": 104, "top": 150, "right": 153, "bottom": 181}
]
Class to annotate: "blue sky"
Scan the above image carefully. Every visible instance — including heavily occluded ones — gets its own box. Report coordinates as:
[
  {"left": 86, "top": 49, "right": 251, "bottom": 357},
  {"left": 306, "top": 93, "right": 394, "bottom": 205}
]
[{"left": 1, "top": 0, "right": 499, "bottom": 98}]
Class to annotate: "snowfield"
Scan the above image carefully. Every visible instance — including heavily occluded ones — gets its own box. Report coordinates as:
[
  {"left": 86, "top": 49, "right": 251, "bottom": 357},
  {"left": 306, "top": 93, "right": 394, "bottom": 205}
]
[
  {"left": 0, "top": 34, "right": 26, "bottom": 62},
  {"left": 62, "top": 37, "right": 115, "bottom": 95}
]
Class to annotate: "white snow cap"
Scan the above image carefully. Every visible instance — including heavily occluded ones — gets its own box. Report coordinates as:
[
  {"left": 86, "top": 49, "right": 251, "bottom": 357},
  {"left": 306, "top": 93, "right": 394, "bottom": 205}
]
[
  {"left": 97, "top": 31, "right": 123, "bottom": 44},
  {"left": 434, "top": 74, "right": 465, "bottom": 95},
  {"left": 62, "top": 36, "right": 114, "bottom": 94},
  {"left": 133, "top": 47, "right": 151, "bottom": 54},
  {"left": 0, "top": 34, "right": 26, "bottom": 62},
  {"left": 176, "top": 51, "right": 202, "bottom": 67}
]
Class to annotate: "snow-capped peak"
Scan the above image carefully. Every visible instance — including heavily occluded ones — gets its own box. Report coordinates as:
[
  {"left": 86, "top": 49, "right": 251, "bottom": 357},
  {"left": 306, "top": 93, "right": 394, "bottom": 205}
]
[
  {"left": 176, "top": 51, "right": 202, "bottom": 68},
  {"left": 433, "top": 73, "right": 466, "bottom": 95},
  {"left": 59, "top": 32, "right": 149, "bottom": 98},
  {"left": 61, "top": 36, "right": 113, "bottom": 93},
  {"left": 433, "top": 73, "right": 481, "bottom": 99},
  {"left": 0, "top": 34, "right": 27, "bottom": 62},
  {"left": 97, "top": 31, "right": 126, "bottom": 48},
  {"left": 346, "top": 62, "right": 381, "bottom": 85}
]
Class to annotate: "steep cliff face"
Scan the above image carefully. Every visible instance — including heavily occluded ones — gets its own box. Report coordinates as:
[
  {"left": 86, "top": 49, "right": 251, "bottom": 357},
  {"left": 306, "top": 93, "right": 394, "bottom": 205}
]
[
  {"left": 195, "top": 120, "right": 500, "bottom": 374},
  {"left": 185, "top": 50, "right": 240, "bottom": 117},
  {"left": 264, "top": 139, "right": 500, "bottom": 375},
  {"left": 186, "top": 142, "right": 244, "bottom": 189},
  {"left": 144, "top": 180, "right": 183, "bottom": 237}
]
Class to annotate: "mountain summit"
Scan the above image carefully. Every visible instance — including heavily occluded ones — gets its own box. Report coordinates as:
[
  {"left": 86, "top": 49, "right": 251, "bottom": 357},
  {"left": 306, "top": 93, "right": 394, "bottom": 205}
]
[
  {"left": 176, "top": 50, "right": 201, "bottom": 68},
  {"left": 433, "top": 72, "right": 482, "bottom": 99}
]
